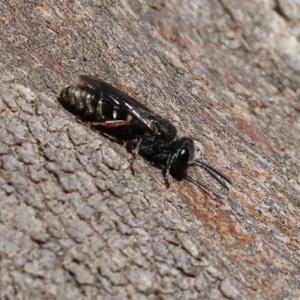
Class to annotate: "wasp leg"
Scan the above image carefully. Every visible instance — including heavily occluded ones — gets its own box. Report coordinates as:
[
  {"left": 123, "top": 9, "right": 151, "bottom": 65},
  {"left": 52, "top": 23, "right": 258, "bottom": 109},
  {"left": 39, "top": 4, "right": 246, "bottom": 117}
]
[
  {"left": 150, "top": 151, "right": 172, "bottom": 188},
  {"left": 91, "top": 120, "right": 131, "bottom": 128},
  {"left": 163, "top": 167, "right": 171, "bottom": 188},
  {"left": 128, "top": 138, "right": 142, "bottom": 175},
  {"left": 149, "top": 148, "right": 173, "bottom": 188}
]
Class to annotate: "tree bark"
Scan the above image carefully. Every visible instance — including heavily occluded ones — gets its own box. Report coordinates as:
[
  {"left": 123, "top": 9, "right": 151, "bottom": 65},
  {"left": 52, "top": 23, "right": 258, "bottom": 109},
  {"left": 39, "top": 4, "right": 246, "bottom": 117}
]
[{"left": 1, "top": 0, "right": 300, "bottom": 299}]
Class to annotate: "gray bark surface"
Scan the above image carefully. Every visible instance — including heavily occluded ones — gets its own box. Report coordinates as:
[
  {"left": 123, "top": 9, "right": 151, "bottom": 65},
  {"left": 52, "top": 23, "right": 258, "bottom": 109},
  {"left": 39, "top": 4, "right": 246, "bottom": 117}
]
[{"left": 1, "top": 0, "right": 300, "bottom": 299}]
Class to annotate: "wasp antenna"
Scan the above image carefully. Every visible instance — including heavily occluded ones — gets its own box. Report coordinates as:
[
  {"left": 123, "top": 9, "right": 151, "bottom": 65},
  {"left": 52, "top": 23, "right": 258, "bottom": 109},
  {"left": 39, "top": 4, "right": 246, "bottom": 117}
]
[
  {"left": 185, "top": 175, "right": 224, "bottom": 202},
  {"left": 189, "top": 160, "right": 232, "bottom": 189}
]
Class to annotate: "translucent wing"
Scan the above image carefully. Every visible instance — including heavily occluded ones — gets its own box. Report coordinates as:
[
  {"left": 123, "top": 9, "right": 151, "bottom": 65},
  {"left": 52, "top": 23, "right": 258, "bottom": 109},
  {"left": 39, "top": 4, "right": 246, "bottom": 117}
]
[{"left": 79, "top": 75, "right": 156, "bottom": 132}]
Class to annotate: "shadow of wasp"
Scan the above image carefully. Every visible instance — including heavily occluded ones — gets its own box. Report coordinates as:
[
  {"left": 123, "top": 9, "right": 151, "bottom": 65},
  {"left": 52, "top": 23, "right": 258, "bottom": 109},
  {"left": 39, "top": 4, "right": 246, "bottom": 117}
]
[{"left": 58, "top": 75, "right": 232, "bottom": 191}]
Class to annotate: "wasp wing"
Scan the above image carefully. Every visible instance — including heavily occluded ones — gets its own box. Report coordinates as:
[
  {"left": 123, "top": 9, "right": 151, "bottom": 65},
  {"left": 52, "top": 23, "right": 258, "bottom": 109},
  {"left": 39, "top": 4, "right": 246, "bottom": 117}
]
[{"left": 79, "top": 75, "right": 156, "bottom": 132}]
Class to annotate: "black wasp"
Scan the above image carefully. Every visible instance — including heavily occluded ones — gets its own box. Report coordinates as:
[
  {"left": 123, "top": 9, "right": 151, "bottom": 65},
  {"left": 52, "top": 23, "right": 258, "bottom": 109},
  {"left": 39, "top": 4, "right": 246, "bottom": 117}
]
[{"left": 58, "top": 75, "right": 231, "bottom": 190}]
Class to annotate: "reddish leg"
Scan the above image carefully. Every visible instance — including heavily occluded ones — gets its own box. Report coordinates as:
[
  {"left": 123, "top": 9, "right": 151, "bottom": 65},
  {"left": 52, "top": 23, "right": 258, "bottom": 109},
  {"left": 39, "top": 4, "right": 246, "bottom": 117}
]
[
  {"left": 163, "top": 171, "right": 170, "bottom": 188},
  {"left": 128, "top": 138, "right": 142, "bottom": 175},
  {"left": 91, "top": 120, "right": 131, "bottom": 128}
]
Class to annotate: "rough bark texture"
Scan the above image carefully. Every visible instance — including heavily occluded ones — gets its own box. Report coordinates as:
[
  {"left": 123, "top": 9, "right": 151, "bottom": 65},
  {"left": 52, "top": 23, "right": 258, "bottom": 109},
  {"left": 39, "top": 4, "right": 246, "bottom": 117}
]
[{"left": 1, "top": 0, "right": 300, "bottom": 299}]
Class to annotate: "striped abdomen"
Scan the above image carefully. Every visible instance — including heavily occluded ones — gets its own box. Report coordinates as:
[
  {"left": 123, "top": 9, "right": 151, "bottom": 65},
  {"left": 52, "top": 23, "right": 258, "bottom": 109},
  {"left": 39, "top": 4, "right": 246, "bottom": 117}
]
[{"left": 58, "top": 84, "right": 127, "bottom": 122}]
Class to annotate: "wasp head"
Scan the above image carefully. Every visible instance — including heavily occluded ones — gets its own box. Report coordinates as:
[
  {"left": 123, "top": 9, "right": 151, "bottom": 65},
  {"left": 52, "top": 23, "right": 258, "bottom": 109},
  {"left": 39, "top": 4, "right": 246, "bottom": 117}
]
[
  {"left": 165, "top": 137, "right": 231, "bottom": 190},
  {"left": 168, "top": 137, "right": 195, "bottom": 177}
]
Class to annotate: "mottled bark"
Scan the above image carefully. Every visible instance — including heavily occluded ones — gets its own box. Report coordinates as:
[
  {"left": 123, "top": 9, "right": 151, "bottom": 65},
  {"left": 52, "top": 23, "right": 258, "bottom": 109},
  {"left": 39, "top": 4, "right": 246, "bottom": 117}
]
[{"left": 1, "top": 0, "right": 300, "bottom": 299}]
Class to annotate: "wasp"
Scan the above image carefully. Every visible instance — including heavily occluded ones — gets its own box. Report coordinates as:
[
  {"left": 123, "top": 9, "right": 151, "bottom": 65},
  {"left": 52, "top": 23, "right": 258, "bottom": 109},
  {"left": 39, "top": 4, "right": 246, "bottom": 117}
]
[{"left": 58, "top": 75, "right": 232, "bottom": 190}]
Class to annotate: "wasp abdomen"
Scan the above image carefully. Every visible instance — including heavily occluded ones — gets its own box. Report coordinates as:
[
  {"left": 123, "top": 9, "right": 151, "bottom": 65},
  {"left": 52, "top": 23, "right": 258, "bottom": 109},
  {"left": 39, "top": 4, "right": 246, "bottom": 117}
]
[{"left": 58, "top": 84, "right": 127, "bottom": 122}]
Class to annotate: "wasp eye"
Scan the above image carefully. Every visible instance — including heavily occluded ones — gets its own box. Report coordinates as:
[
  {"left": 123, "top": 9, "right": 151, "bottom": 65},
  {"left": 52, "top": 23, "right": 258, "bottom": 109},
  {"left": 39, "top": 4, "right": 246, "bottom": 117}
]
[{"left": 172, "top": 147, "right": 190, "bottom": 176}]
